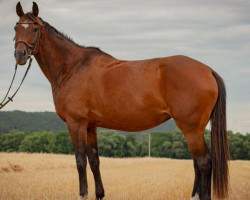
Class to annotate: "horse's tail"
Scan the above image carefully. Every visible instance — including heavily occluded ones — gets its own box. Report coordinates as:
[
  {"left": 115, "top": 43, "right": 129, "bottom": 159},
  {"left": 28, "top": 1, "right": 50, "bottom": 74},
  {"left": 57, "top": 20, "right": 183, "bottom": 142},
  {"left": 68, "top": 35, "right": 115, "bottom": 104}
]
[{"left": 210, "top": 70, "right": 230, "bottom": 199}]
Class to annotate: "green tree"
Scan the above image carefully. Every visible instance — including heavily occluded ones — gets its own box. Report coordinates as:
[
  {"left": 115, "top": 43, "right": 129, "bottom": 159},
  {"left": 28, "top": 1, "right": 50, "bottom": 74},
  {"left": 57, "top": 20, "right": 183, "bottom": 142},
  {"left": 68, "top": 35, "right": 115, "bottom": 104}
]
[
  {"left": 139, "top": 131, "right": 189, "bottom": 158},
  {"left": 150, "top": 132, "right": 172, "bottom": 157},
  {"left": 242, "top": 133, "right": 250, "bottom": 159},
  {"left": 54, "top": 131, "right": 74, "bottom": 154},
  {"left": 171, "top": 130, "right": 191, "bottom": 159},
  {"left": 19, "top": 132, "right": 55, "bottom": 153},
  {"left": 228, "top": 131, "right": 246, "bottom": 160},
  {"left": 98, "top": 130, "right": 125, "bottom": 157},
  {"left": 137, "top": 133, "right": 150, "bottom": 157},
  {"left": 161, "top": 141, "right": 173, "bottom": 157},
  {"left": 0, "top": 132, "right": 27, "bottom": 152},
  {"left": 19, "top": 133, "right": 40, "bottom": 152},
  {"left": 123, "top": 133, "right": 138, "bottom": 157}
]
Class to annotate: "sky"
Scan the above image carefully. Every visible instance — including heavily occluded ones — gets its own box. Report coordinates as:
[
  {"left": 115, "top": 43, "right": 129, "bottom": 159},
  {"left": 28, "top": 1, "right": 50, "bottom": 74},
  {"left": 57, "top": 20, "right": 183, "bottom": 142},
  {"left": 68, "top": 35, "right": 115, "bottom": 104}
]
[{"left": 0, "top": 0, "right": 249, "bottom": 134}]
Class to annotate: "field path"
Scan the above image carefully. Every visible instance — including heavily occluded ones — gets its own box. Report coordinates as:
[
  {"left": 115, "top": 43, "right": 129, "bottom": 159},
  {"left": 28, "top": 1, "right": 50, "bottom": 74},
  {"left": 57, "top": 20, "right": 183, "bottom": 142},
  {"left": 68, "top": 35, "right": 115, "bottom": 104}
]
[{"left": 0, "top": 153, "right": 249, "bottom": 200}]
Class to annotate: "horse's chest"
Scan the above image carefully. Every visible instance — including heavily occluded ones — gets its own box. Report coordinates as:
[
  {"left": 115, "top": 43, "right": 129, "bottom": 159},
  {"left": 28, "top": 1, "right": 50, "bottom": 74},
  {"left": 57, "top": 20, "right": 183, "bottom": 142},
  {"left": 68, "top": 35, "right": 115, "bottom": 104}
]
[{"left": 52, "top": 86, "right": 90, "bottom": 122}]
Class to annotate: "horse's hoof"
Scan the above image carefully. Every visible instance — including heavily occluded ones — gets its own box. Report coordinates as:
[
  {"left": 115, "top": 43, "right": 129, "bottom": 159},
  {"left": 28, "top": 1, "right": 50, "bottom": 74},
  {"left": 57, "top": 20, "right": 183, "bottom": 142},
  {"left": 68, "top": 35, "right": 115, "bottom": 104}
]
[
  {"left": 190, "top": 193, "right": 200, "bottom": 200},
  {"left": 96, "top": 190, "right": 104, "bottom": 200},
  {"left": 79, "top": 195, "right": 88, "bottom": 200}
]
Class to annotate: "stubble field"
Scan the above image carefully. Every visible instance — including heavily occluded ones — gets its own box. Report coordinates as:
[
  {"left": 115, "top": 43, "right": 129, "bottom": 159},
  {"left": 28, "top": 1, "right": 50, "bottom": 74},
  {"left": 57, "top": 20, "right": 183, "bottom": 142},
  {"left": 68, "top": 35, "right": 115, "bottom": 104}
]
[{"left": 0, "top": 153, "right": 249, "bottom": 200}]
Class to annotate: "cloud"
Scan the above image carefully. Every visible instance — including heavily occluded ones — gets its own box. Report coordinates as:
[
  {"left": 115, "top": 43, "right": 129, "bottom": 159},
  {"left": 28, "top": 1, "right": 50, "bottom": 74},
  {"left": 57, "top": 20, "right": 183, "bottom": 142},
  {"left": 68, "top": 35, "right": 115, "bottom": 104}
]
[{"left": 0, "top": 0, "right": 249, "bottom": 133}]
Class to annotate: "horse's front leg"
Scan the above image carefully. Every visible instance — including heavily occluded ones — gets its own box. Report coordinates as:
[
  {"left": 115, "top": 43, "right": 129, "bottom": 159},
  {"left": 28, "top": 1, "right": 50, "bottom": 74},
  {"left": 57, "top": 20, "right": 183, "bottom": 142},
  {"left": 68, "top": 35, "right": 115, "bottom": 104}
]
[
  {"left": 87, "top": 126, "right": 105, "bottom": 200},
  {"left": 67, "top": 120, "right": 88, "bottom": 200}
]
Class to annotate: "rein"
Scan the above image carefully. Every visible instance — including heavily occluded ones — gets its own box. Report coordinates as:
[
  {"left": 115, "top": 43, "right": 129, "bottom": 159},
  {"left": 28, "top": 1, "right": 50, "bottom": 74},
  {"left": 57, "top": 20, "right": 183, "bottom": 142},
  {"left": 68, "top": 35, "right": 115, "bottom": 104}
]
[
  {"left": 0, "top": 21, "right": 41, "bottom": 110},
  {"left": 0, "top": 58, "right": 33, "bottom": 110}
]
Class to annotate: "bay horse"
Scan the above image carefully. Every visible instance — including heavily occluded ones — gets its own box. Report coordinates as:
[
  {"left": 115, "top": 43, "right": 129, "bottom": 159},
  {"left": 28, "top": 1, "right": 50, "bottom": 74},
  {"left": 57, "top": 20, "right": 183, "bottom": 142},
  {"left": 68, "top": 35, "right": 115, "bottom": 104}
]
[{"left": 14, "top": 2, "right": 230, "bottom": 200}]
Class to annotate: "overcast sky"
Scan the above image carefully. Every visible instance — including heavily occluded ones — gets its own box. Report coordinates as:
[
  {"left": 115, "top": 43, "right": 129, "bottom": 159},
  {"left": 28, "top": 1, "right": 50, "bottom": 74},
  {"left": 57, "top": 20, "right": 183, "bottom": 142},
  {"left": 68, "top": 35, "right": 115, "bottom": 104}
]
[{"left": 0, "top": 0, "right": 249, "bottom": 133}]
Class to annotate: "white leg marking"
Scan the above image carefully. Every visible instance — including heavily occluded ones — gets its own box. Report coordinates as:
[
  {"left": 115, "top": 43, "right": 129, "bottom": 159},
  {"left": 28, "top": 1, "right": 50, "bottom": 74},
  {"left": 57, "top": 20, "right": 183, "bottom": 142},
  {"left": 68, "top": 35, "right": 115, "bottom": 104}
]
[
  {"left": 190, "top": 192, "right": 200, "bottom": 200},
  {"left": 78, "top": 195, "right": 88, "bottom": 200}
]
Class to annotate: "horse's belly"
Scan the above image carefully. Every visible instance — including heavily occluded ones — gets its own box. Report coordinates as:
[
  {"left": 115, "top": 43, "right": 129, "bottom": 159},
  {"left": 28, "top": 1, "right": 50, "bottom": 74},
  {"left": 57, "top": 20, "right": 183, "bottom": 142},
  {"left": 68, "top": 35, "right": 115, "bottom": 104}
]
[{"left": 95, "top": 108, "right": 171, "bottom": 132}]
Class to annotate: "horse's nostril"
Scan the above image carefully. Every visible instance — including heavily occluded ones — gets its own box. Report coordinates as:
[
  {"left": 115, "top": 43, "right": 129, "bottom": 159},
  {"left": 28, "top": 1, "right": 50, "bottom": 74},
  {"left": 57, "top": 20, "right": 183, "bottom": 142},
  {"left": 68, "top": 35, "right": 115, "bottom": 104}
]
[{"left": 23, "top": 50, "right": 26, "bottom": 56}]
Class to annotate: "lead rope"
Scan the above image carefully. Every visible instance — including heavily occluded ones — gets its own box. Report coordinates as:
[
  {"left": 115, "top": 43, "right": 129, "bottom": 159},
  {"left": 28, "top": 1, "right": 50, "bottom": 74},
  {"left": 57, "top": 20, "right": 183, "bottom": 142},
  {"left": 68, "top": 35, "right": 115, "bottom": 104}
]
[{"left": 0, "top": 57, "right": 33, "bottom": 110}]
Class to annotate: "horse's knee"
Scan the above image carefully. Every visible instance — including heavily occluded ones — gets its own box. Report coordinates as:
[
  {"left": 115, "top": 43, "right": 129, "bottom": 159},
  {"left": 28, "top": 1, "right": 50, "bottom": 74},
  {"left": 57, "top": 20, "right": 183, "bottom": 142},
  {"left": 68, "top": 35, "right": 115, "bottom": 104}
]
[{"left": 76, "top": 155, "right": 87, "bottom": 171}]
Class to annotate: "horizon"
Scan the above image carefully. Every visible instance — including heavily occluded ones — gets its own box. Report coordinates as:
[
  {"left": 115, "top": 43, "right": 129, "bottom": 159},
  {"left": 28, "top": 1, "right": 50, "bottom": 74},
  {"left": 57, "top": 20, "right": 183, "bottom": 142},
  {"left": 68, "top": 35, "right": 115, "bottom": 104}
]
[{"left": 0, "top": 0, "right": 250, "bottom": 134}]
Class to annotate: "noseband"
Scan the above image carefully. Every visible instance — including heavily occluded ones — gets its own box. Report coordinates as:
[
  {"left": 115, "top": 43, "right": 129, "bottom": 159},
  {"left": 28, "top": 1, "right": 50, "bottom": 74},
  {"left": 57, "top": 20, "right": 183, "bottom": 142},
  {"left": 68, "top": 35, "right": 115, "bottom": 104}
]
[{"left": 15, "top": 21, "right": 42, "bottom": 55}]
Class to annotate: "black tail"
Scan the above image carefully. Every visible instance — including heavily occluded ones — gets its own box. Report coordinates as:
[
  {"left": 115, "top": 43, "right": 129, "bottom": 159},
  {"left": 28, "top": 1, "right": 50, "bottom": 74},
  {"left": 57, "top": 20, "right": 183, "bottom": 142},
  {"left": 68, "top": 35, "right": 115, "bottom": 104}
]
[{"left": 210, "top": 71, "right": 230, "bottom": 199}]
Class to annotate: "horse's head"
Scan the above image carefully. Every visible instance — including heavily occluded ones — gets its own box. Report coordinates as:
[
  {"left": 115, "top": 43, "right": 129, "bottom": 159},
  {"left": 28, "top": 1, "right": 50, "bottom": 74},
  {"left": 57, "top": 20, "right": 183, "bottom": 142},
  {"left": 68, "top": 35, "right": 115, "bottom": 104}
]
[{"left": 14, "top": 2, "right": 42, "bottom": 65}]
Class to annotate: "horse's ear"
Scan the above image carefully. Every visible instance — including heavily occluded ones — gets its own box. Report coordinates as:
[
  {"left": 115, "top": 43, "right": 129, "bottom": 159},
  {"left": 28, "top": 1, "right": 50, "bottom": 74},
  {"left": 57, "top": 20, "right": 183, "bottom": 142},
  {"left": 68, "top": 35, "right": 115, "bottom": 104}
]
[
  {"left": 32, "top": 2, "right": 39, "bottom": 17},
  {"left": 16, "top": 2, "right": 24, "bottom": 17}
]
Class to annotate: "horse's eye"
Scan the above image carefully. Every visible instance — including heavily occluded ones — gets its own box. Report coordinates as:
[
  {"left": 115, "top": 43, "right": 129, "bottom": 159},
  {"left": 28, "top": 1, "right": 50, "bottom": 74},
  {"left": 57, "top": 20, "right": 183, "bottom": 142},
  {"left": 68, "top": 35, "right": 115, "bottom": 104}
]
[
  {"left": 14, "top": 27, "right": 17, "bottom": 32},
  {"left": 33, "top": 28, "right": 39, "bottom": 32}
]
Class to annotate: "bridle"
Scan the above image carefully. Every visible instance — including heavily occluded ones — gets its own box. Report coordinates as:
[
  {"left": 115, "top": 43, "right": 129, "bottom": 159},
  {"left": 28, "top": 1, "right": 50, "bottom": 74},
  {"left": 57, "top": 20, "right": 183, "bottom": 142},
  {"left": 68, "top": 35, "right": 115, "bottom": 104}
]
[
  {"left": 0, "top": 21, "right": 43, "bottom": 110},
  {"left": 14, "top": 21, "right": 42, "bottom": 56}
]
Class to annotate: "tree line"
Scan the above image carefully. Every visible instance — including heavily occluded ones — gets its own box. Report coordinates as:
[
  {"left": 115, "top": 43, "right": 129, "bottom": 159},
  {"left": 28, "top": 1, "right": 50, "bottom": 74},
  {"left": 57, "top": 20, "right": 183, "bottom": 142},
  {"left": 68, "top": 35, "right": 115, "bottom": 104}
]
[{"left": 0, "top": 130, "right": 249, "bottom": 160}]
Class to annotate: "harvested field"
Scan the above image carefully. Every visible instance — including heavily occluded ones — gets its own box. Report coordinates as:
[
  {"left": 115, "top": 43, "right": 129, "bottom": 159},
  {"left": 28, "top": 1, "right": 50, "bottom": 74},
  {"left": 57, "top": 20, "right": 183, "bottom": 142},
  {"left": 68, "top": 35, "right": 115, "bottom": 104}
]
[{"left": 0, "top": 153, "right": 249, "bottom": 200}]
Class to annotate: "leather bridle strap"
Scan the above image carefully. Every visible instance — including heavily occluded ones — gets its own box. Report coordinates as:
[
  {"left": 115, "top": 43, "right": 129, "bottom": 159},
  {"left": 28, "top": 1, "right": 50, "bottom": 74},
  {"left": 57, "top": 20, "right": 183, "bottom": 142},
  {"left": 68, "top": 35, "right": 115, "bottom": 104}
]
[
  {"left": 15, "top": 40, "right": 34, "bottom": 49},
  {"left": 15, "top": 21, "right": 42, "bottom": 55}
]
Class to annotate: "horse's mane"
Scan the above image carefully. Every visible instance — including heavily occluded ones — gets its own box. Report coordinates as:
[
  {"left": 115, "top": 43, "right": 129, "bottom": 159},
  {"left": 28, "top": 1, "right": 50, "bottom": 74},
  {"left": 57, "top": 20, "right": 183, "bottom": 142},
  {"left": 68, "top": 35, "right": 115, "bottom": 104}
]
[{"left": 25, "top": 12, "right": 101, "bottom": 51}]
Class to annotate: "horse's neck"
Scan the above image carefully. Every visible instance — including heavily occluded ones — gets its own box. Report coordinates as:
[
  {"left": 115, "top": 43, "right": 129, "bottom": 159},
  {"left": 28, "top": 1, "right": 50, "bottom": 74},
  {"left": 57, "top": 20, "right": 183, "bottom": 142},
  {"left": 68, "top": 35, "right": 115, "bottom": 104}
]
[{"left": 34, "top": 30, "right": 84, "bottom": 87}]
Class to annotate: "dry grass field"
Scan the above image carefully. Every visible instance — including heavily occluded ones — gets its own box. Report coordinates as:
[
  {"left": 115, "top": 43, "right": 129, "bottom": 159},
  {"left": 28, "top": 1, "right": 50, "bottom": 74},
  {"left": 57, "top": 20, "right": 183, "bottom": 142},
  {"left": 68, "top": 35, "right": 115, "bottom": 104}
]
[{"left": 0, "top": 153, "right": 249, "bottom": 200}]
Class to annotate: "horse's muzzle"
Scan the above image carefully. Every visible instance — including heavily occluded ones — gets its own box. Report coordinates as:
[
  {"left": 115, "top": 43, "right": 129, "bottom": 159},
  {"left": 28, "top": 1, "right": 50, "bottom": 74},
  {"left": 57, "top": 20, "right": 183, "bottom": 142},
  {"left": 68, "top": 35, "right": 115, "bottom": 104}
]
[{"left": 14, "top": 49, "right": 29, "bottom": 65}]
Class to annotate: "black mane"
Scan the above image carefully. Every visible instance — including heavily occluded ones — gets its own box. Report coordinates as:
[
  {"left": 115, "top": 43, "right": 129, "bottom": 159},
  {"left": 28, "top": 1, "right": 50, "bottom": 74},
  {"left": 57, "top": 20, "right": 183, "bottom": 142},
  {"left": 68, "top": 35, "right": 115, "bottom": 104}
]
[{"left": 25, "top": 12, "right": 101, "bottom": 51}]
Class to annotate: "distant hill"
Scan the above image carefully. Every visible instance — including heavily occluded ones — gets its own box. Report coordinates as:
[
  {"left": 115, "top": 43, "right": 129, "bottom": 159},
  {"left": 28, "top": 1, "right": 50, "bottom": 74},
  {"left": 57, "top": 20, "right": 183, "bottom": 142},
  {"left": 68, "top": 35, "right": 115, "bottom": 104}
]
[
  {"left": 0, "top": 110, "right": 177, "bottom": 134},
  {"left": 0, "top": 110, "right": 67, "bottom": 133}
]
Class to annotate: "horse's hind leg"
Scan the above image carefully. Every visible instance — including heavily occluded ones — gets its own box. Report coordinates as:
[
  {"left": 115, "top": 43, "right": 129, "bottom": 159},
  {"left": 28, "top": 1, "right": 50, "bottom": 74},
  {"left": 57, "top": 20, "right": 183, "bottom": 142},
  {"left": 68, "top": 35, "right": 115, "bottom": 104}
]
[
  {"left": 190, "top": 140, "right": 212, "bottom": 200},
  {"left": 174, "top": 111, "right": 212, "bottom": 200},
  {"left": 180, "top": 128, "right": 212, "bottom": 200},
  {"left": 87, "top": 126, "right": 104, "bottom": 200}
]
